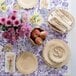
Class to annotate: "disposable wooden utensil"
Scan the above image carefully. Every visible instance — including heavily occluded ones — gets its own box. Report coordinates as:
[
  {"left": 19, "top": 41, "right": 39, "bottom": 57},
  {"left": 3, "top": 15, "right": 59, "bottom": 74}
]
[
  {"left": 5, "top": 52, "right": 16, "bottom": 73},
  {"left": 16, "top": 52, "right": 38, "bottom": 74},
  {"left": 48, "top": 9, "right": 74, "bottom": 34}
]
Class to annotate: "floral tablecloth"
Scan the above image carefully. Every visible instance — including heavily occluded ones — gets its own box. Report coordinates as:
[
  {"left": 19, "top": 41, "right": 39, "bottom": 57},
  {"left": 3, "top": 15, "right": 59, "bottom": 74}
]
[{"left": 0, "top": 0, "right": 70, "bottom": 76}]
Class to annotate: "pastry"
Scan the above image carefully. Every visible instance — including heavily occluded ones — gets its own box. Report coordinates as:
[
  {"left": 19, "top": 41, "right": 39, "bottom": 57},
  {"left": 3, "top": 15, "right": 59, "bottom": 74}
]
[
  {"left": 48, "top": 9, "right": 74, "bottom": 34},
  {"left": 16, "top": 52, "right": 38, "bottom": 74},
  {"left": 17, "top": 0, "right": 37, "bottom": 9},
  {"left": 31, "top": 29, "right": 41, "bottom": 38},
  {"left": 5, "top": 52, "right": 16, "bottom": 73},
  {"left": 35, "top": 37, "right": 43, "bottom": 45},
  {"left": 43, "top": 39, "right": 70, "bottom": 68},
  {"left": 40, "top": 31, "right": 48, "bottom": 40}
]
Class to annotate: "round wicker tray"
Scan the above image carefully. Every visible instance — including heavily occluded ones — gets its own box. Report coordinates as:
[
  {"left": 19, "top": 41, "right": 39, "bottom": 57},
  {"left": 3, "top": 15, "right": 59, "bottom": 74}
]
[{"left": 16, "top": 52, "right": 38, "bottom": 74}]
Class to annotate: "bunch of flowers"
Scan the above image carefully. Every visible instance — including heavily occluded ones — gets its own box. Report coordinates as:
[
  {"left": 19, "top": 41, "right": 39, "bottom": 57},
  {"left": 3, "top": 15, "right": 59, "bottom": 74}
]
[{"left": 0, "top": 11, "right": 31, "bottom": 44}]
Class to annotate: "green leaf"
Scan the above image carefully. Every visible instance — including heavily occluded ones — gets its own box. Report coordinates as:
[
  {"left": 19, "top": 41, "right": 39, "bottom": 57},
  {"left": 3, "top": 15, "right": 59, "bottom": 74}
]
[{"left": 2, "top": 26, "right": 7, "bottom": 31}]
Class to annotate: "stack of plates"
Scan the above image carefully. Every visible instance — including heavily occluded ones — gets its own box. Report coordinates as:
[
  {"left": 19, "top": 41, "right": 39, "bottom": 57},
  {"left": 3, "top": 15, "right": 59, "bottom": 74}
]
[{"left": 43, "top": 39, "right": 70, "bottom": 68}]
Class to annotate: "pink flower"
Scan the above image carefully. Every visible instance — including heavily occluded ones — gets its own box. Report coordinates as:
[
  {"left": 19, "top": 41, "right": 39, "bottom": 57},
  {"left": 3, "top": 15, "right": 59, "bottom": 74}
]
[
  {"left": 2, "top": 11, "right": 32, "bottom": 43},
  {"left": 15, "top": 33, "right": 19, "bottom": 39},
  {"left": 0, "top": 20, "right": 2, "bottom": 26},
  {"left": 2, "top": 31, "right": 10, "bottom": 39},
  {"left": 13, "top": 19, "right": 20, "bottom": 26},
  {"left": 19, "top": 24, "right": 32, "bottom": 37},
  {"left": 11, "top": 15, "right": 16, "bottom": 20},
  {"left": 1, "top": 17, "right": 6, "bottom": 24},
  {"left": 11, "top": 33, "right": 19, "bottom": 41},
  {"left": 13, "top": 10, "right": 17, "bottom": 14},
  {"left": 16, "top": 29, "right": 19, "bottom": 33},
  {"left": 21, "top": 25, "right": 27, "bottom": 32},
  {"left": 11, "top": 35, "right": 16, "bottom": 41},
  {"left": 19, "top": 30, "right": 25, "bottom": 37},
  {"left": 8, "top": 11, "right": 17, "bottom": 21},
  {"left": 19, "top": 23, "right": 25, "bottom": 27},
  {"left": 26, "top": 25, "right": 32, "bottom": 31},
  {"left": 8, "top": 28, "right": 15, "bottom": 34},
  {"left": 5, "top": 19, "right": 12, "bottom": 27}
]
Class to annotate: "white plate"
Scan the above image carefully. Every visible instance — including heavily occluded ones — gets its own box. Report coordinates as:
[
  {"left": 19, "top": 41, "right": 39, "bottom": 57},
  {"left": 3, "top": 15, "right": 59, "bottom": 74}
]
[{"left": 17, "top": 0, "right": 37, "bottom": 9}]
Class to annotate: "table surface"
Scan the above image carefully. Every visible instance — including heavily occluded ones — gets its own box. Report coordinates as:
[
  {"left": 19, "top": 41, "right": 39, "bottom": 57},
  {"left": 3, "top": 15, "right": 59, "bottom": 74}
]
[
  {"left": 68, "top": 0, "right": 76, "bottom": 76},
  {"left": 0, "top": 0, "right": 75, "bottom": 76}
]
